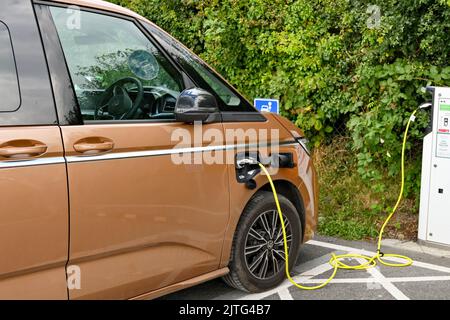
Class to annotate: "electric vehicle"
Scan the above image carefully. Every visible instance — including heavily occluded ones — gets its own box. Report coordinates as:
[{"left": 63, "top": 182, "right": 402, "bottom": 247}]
[{"left": 0, "top": 0, "right": 318, "bottom": 299}]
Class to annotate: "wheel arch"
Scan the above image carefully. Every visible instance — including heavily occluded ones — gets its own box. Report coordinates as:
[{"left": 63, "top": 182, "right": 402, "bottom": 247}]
[
  {"left": 220, "top": 173, "right": 311, "bottom": 269},
  {"left": 232, "top": 179, "right": 306, "bottom": 243},
  {"left": 222, "top": 182, "right": 305, "bottom": 291},
  {"left": 258, "top": 179, "right": 306, "bottom": 242}
]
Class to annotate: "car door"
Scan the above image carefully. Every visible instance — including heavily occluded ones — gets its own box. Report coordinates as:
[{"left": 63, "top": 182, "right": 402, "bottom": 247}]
[
  {"left": 38, "top": 4, "right": 229, "bottom": 299},
  {"left": 0, "top": 0, "right": 68, "bottom": 299}
]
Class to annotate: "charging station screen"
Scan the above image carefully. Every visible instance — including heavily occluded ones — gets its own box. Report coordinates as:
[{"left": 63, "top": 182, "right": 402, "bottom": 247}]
[{"left": 436, "top": 98, "right": 450, "bottom": 158}]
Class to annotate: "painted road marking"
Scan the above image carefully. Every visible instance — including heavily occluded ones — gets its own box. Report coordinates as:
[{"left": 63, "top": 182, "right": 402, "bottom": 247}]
[
  {"left": 357, "top": 257, "right": 409, "bottom": 300},
  {"left": 238, "top": 259, "right": 335, "bottom": 300},
  {"left": 309, "top": 240, "right": 450, "bottom": 273},
  {"left": 277, "top": 288, "right": 293, "bottom": 300},
  {"left": 235, "top": 240, "right": 450, "bottom": 300},
  {"left": 290, "top": 276, "right": 450, "bottom": 284}
]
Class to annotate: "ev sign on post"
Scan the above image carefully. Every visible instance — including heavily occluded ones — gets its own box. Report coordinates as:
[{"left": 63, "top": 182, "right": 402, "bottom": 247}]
[{"left": 254, "top": 98, "right": 279, "bottom": 114}]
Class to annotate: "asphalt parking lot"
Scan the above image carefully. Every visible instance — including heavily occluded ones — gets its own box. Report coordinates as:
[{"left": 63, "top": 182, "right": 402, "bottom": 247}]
[{"left": 161, "top": 235, "right": 450, "bottom": 300}]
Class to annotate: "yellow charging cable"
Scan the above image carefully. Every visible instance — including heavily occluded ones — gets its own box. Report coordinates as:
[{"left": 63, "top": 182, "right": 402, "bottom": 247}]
[{"left": 258, "top": 109, "right": 418, "bottom": 290}]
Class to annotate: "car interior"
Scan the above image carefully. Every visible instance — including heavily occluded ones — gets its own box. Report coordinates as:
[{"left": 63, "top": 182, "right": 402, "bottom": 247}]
[{"left": 77, "top": 78, "right": 179, "bottom": 121}]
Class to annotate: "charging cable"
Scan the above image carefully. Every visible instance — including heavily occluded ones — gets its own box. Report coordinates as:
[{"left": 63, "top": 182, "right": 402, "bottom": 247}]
[{"left": 258, "top": 107, "right": 425, "bottom": 290}]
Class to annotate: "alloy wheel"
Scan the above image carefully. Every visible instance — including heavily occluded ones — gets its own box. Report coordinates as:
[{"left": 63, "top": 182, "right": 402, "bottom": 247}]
[{"left": 244, "top": 210, "right": 292, "bottom": 280}]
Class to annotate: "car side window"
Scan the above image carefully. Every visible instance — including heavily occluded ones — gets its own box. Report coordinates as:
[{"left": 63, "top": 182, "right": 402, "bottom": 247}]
[
  {"left": 49, "top": 7, "right": 183, "bottom": 122},
  {"left": 144, "top": 23, "right": 255, "bottom": 112},
  {"left": 190, "top": 60, "right": 241, "bottom": 107},
  {"left": 0, "top": 21, "right": 20, "bottom": 112}
]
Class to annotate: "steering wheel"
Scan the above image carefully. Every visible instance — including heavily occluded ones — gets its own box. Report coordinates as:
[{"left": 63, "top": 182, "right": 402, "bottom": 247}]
[{"left": 95, "top": 77, "right": 144, "bottom": 120}]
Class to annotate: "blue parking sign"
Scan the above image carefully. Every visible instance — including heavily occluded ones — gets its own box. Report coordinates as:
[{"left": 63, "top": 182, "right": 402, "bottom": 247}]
[{"left": 254, "top": 98, "right": 279, "bottom": 114}]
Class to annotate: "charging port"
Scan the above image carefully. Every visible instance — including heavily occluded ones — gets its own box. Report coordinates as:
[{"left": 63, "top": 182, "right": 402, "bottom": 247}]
[{"left": 235, "top": 152, "right": 295, "bottom": 189}]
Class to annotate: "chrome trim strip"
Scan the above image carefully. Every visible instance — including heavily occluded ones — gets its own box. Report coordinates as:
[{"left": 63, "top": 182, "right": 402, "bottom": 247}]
[
  {"left": 296, "top": 138, "right": 311, "bottom": 156},
  {"left": 0, "top": 142, "right": 298, "bottom": 167},
  {"left": 66, "top": 141, "right": 299, "bottom": 163},
  {"left": 0, "top": 157, "right": 65, "bottom": 169}
]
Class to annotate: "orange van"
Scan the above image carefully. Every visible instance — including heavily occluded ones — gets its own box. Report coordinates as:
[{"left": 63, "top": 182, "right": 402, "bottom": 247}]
[{"left": 0, "top": 0, "right": 318, "bottom": 299}]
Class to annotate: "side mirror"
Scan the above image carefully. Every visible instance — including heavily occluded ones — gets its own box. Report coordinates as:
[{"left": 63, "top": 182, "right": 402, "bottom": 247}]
[{"left": 175, "top": 88, "right": 220, "bottom": 123}]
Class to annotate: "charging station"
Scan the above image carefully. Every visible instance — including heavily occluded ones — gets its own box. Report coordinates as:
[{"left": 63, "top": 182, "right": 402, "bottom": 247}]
[{"left": 419, "top": 86, "right": 450, "bottom": 247}]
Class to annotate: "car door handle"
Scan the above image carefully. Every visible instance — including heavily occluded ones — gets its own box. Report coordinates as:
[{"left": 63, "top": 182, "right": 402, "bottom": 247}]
[
  {"left": 0, "top": 140, "right": 48, "bottom": 159},
  {"left": 73, "top": 137, "right": 114, "bottom": 155}
]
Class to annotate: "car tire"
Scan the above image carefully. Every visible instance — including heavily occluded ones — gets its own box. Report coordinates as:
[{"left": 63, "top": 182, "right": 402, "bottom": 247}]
[{"left": 223, "top": 191, "right": 302, "bottom": 292}]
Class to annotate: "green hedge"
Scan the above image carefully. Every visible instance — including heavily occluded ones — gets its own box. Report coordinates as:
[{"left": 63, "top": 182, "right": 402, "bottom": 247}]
[{"left": 110, "top": 0, "right": 449, "bottom": 198}]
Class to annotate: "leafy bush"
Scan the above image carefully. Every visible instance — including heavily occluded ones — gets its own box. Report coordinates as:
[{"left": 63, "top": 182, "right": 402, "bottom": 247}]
[{"left": 111, "top": 0, "right": 449, "bottom": 202}]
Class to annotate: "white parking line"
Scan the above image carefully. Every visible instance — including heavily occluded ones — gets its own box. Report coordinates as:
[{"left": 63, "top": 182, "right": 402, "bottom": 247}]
[
  {"left": 309, "top": 240, "right": 450, "bottom": 273},
  {"left": 243, "top": 240, "right": 450, "bottom": 300},
  {"left": 277, "top": 288, "right": 293, "bottom": 300},
  {"left": 388, "top": 275, "right": 450, "bottom": 282},
  {"left": 239, "top": 261, "right": 334, "bottom": 300},
  {"left": 279, "top": 275, "right": 450, "bottom": 284},
  {"left": 360, "top": 259, "right": 409, "bottom": 300}
]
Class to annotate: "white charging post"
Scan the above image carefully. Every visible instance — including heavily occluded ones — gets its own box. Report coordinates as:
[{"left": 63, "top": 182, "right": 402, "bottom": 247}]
[{"left": 418, "top": 86, "right": 450, "bottom": 246}]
